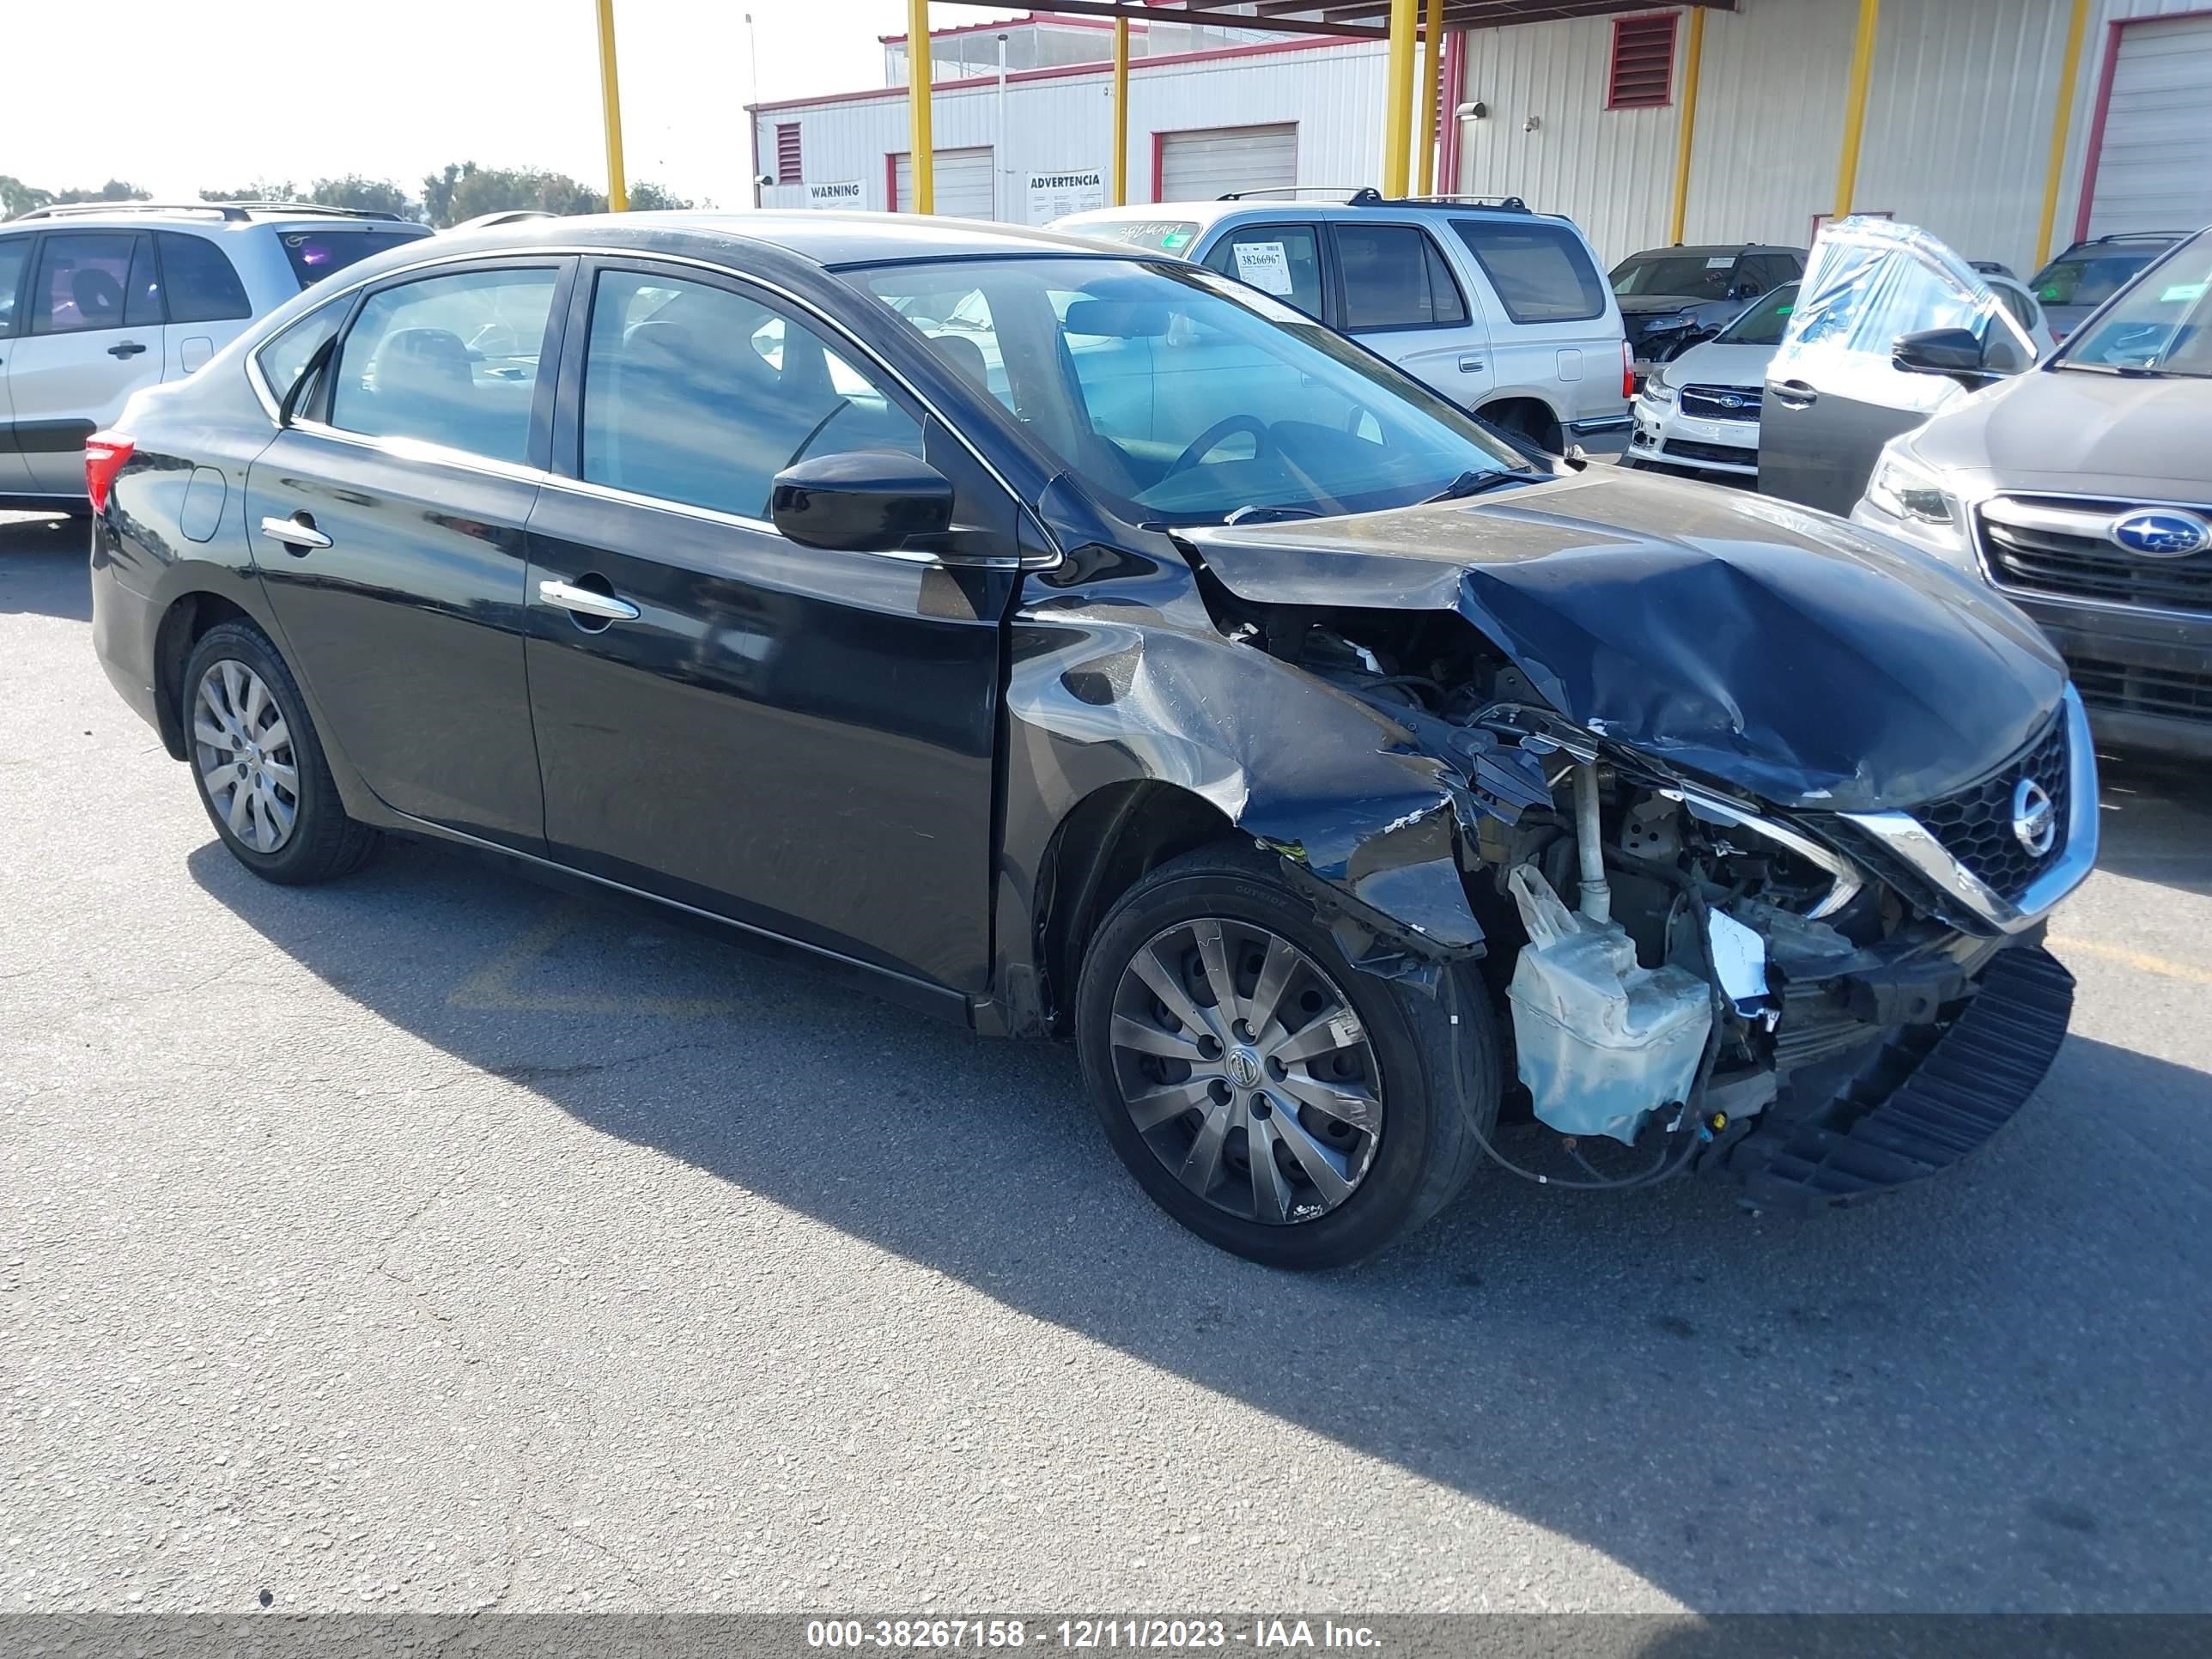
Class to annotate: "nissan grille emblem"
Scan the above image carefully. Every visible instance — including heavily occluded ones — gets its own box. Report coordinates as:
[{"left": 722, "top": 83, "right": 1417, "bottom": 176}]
[
  {"left": 2108, "top": 508, "right": 2211, "bottom": 559},
  {"left": 2011, "top": 778, "right": 2057, "bottom": 858}
]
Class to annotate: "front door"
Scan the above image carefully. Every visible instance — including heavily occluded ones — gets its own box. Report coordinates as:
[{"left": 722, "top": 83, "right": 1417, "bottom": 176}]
[
  {"left": 3, "top": 229, "right": 167, "bottom": 494},
  {"left": 245, "top": 258, "right": 571, "bottom": 849},
  {"left": 1760, "top": 221, "right": 2030, "bottom": 514},
  {"left": 522, "top": 261, "right": 1017, "bottom": 992}
]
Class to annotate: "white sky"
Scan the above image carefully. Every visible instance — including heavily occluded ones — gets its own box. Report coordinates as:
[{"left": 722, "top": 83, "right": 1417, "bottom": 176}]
[{"left": 4, "top": 1, "right": 1024, "bottom": 210}]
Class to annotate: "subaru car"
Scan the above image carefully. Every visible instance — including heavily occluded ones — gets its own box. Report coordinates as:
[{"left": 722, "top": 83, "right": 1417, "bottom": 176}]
[{"left": 88, "top": 213, "right": 2093, "bottom": 1267}]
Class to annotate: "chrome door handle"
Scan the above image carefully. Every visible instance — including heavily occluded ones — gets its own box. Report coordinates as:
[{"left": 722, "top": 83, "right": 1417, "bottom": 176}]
[
  {"left": 1458, "top": 356, "right": 1486, "bottom": 373},
  {"left": 538, "top": 578, "right": 641, "bottom": 622},
  {"left": 1770, "top": 380, "right": 1819, "bottom": 409},
  {"left": 258, "top": 514, "right": 331, "bottom": 550}
]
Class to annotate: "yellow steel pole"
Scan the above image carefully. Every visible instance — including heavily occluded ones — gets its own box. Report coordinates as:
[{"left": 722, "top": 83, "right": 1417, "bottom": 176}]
[
  {"left": 1382, "top": 0, "right": 1418, "bottom": 198},
  {"left": 1112, "top": 16, "right": 1130, "bottom": 205},
  {"left": 1666, "top": 6, "right": 1706, "bottom": 243},
  {"left": 1416, "top": 0, "right": 1443, "bottom": 197},
  {"left": 1832, "top": 0, "right": 1881, "bottom": 222},
  {"left": 907, "top": 0, "right": 935, "bottom": 213},
  {"left": 595, "top": 0, "right": 629, "bottom": 211},
  {"left": 2036, "top": 0, "right": 2094, "bottom": 265}
]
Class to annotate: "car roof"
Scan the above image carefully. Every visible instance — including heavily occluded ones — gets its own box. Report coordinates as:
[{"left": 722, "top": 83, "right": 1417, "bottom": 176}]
[
  {"left": 1621, "top": 242, "right": 1799, "bottom": 258},
  {"left": 3, "top": 202, "right": 426, "bottom": 233},
  {"left": 418, "top": 210, "right": 1117, "bottom": 270}
]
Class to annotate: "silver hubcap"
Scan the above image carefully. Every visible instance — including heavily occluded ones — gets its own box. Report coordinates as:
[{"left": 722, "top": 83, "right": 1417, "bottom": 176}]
[
  {"left": 191, "top": 659, "right": 299, "bottom": 854},
  {"left": 1109, "top": 918, "right": 1382, "bottom": 1226}
]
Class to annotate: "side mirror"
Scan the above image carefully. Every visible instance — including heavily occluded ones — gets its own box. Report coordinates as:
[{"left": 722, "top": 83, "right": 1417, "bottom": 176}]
[
  {"left": 769, "top": 450, "right": 955, "bottom": 553},
  {"left": 1892, "top": 326, "right": 1995, "bottom": 389}
]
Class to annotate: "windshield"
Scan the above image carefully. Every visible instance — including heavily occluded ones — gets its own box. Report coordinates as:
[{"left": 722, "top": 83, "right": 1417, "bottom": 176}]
[
  {"left": 1611, "top": 252, "right": 1737, "bottom": 299},
  {"left": 861, "top": 256, "right": 1532, "bottom": 526},
  {"left": 1717, "top": 283, "right": 1798, "bottom": 345},
  {"left": 2052, "top": 230, "right": 2212, "bottom": 378},
  {"left": 1053, "top": 217, "right": 1202, "bottom": 256},
  {"left": 2030, "top": 240, "right": 2175, "bottom": 309}
]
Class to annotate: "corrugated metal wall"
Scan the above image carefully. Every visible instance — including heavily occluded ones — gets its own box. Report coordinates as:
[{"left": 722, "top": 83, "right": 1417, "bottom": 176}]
[{"left": 755, "top": 41, "right": 1387, "bottom": 222}]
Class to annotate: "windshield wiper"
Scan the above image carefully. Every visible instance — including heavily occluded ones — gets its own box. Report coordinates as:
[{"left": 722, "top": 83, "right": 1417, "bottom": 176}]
[
  {"left": 2053, "top": 359, "right": 2166, "bottom": 378},
  {"left": 1223, "top": 503, "right": 1322, "bottom": 525},
  {"left": 1424, "top": 467, "right": 1542, "bottom": 504}
]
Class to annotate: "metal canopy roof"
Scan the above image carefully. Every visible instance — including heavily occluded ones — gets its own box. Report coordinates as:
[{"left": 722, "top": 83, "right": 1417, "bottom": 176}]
[{"left": 927, "top": 0, "right": 1735, "bottom": 46}]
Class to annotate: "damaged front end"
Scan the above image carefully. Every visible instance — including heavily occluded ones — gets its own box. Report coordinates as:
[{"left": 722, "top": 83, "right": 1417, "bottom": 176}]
[{"left": 1158, "top": 486, "right": 2100, "bottom": 1207}]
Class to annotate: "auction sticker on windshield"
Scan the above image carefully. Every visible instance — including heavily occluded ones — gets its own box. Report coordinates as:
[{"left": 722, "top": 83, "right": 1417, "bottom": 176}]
[{"left": 1234, "top": 241, "right": 1297, "bottom": 297}]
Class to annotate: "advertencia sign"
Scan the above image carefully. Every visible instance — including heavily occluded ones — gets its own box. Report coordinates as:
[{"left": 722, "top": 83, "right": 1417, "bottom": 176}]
[
  {"left": 805, "top": 180, "right": 864, "bottom": 210},
  {"left": 1026, "top": 168, "right": 1105, "bottom": 225}
]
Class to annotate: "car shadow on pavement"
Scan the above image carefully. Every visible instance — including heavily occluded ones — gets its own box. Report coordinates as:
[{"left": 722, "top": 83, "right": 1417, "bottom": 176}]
[
  {"left": 2093, "top": 750, "right": 2212, "bottom": 898},
  {"left": 187, "top": 832, "right": 2212, "bottom": 1612},
  {"left": 0, "top": 514, "right": 93, "bottom": 622}
]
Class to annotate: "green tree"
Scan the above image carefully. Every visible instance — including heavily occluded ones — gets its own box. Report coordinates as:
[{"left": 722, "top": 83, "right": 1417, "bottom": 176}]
[
  {"left": 0, "top": 176, "right": 54, "bottom": 218},
  {"left": 52, "top": 179, "right": 150, "bottom": 204},
  {"left": 199, "top": 181, "right": 301, "bottom": 204},
  {"left": 420, "top": 161, "right": 611, "bottom": 228},
  {"left": 309, "top": 175, "right": 416, "bottom": 218},
  {"left": 626, "top": 180, "right": 699, "bottom": 211}
]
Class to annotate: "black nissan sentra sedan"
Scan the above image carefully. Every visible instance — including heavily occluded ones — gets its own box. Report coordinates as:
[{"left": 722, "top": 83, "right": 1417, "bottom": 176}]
[{"left": 88, "top": 213, "right": 2096, "bottom": 1267}]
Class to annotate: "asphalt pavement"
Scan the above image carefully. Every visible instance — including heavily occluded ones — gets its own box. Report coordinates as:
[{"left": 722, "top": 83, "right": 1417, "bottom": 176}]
[{"left": 3, "top": 510, "right": 2209, "bottom": 1614}]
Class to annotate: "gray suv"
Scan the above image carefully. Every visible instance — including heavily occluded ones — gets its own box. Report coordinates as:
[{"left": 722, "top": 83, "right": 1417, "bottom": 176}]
[{"left": 1847, "top": 226, "right": 2212, "bottom": 759}]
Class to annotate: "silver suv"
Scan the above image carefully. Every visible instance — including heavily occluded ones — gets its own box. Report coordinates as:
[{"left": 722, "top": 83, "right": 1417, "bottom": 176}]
[
  {"left": 0, "top": 201, "right": 431, "bottom": 509},
  {"left": 1054, "top": 191, "right": 1631, "bottom": 451}
]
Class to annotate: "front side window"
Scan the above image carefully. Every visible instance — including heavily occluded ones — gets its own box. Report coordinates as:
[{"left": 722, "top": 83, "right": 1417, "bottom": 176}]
[
  {"left": 156, "top": 233, "right": 252, "bottom": 323},
  {"left": 1202, "top": 224, "right": 1324, "bottom": 319},
  {"left": 2054, "top": 231, "right": 2212, "bottom": 378},
  {"left": 255, "top": 299, "right": 349, "bottom": 412},
  {"left": 1334, "top": 225, "right": 1468, "bottom": 331},
  {"left": 865, "top": 256, "right": 1528, "bottom": 526},
  {"left": 1457, "top": 220, "right": 1606, "bottom": 323},
  {"left": 328, "top": 265, "right": 558, "bottom": 463},
  {"left": 0, "top": 236, "right": 29, "bottom": 337},
  {"left": 580, "top": 270, "right": 922, "bottom": 520},
  {"left": 29, "top": 232, "right": 140, "bottom": 334}
]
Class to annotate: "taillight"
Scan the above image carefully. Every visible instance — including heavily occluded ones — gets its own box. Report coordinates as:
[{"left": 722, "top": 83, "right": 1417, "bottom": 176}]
[
  {"left": 1621, "top": 339, "right": 1636, "bottom": 400},
  {"left": 84, "top": 431, "right": 134, "bottom": 513}
]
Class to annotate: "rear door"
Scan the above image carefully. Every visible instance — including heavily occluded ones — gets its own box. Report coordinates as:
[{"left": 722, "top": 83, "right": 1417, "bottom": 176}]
[
  {"left": 0, "top": 233, "right": 33, "bottom": 495},
  {"left": 4, "top": 229, "right": 166, "bottom": 494},
  {"left": 244, "top": 257, "right": 570, "bottom": 848},
  {"left": 1447, "top": 216, "right": 1619, "bottom": 430},
  {"left": 1760, "top": 221, "right": 2029, "bottom": 514},
  {"left": 151, "top": 230, "right": 255, "bottom": 378},
  {"left": 1324, "top": 220, "right": 1488, "bottom": 402}
]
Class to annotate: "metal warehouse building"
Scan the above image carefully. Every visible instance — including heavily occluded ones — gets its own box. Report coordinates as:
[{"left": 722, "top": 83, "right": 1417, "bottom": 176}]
[{"left": 750, "top": 0, "right": 2210, "bottom": 277}]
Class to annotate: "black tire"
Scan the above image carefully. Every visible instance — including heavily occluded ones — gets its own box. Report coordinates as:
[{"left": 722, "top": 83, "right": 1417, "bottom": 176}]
[
  {"left": 1074, "top": 843, "right": 1498, "bottom": 1269},
  {"left": 181, "top": 621, "right": 380, "bottom": 884}
]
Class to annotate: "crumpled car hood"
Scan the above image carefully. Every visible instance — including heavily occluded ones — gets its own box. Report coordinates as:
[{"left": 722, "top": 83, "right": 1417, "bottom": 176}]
[{"left": 1183, "top": 466, "right": 2065, "bottom": 812}]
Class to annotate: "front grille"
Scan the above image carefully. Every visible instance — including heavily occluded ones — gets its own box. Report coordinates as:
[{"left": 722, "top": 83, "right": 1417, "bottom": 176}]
[
  {"left": 1663, "top": 437, "right": 1757, "bottom": 466},
  {"left": 1679, "top": 384, "right": 1761, "bottom": 420},
  {"left": 1913, "top": 714, "right": 2070, "bottom": 902},
  {"left": 1978, "top": 494, "right": 2212, "bottom": 614},
  {"left": 2069, "top": 655, "right": 2212, "bottom": 724}
]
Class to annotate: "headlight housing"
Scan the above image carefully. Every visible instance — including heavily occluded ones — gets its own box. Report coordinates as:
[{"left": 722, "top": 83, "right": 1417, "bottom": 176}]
[
  {"left": 1864, "top": 445, "right": 1960, "bottom": 528},
  {"left": 1642, "top": 368, "right": 1678, "bottom": 404}
]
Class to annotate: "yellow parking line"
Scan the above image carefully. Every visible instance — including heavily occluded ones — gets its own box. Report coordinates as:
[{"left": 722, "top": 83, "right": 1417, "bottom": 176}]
[
  {"left": 448, "top": 901, "right": 743, "bottom": 1018},
  {"left": 2050, "top": 934, "right": 2212, "bottom": 988}
]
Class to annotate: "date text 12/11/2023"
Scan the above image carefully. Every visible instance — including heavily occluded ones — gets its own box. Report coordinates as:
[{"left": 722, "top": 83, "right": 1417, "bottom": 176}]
[{"left": 805, "top": 1619, "right": 1384, "bottom": 1650}]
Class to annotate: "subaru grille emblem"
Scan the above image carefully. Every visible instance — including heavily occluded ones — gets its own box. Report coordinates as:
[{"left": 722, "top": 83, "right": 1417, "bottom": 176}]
[
  {"left": 2109, "top": 509, "right": 2211, "bottom": 559},
  {"left": 1717, "top": 393, "right": 1745, "bottom": 410},
  {"left": 2011, "top": 778, "right": 2057, "bottom": 858}
]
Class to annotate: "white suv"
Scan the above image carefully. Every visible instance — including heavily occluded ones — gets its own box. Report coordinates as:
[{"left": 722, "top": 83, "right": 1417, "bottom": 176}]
[
  {"left": 1054, "top": 191, "right": 1632, "bottom": 451},
  {"left": 0, "top": 201, "right": 432, "bottom": 509}
]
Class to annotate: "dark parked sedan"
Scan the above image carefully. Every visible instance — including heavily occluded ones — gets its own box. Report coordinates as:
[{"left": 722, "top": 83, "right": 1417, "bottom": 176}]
[{"left": 89, "top": 214, "right": 2094, "bottom": 1267}]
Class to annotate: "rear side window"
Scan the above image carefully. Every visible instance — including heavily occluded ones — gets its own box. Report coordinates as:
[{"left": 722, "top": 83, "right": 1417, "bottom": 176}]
[
  {"left": 1455, "top": 220, "right": 1607, "bottom": 324},
  {"left": 254, "top": 300, "right": 348, "bottom": 412},
  {"left": 1334, "top": 225, "right": 1468, "bottom": 330},
  {"left": 328, "top": 265, "right": 558, "bottom": 464},
  {"left": 281, "top": 228, "right": 429, "bottom": 289},
  {"left": 580, "top": 269, "right": 922, "bottom": 520},
  {"left": 155, "top": 232, "right": 252, "bottom": 323},
  {"left": 29, "top": 232, "right": 141, "bottom": 334},
  {"left": 0, "top": 236, "right": 28, "bottom": 337},
  {"left": 1202, "top": 224, "right": 1325, "bottom": 319}
]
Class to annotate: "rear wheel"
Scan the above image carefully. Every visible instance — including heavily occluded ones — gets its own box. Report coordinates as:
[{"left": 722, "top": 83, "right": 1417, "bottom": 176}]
[
  {"left": 182, "top": 622, "right": 379, "bottom": 884},
  {"left": 1074, "top": 845, "right": 1496, "bottom": 1268}
]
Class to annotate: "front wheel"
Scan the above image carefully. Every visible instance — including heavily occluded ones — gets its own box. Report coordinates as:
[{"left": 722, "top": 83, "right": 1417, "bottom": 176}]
[{"left": 1074, "top": 846, "right": 1497, "bottom": 1268}]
